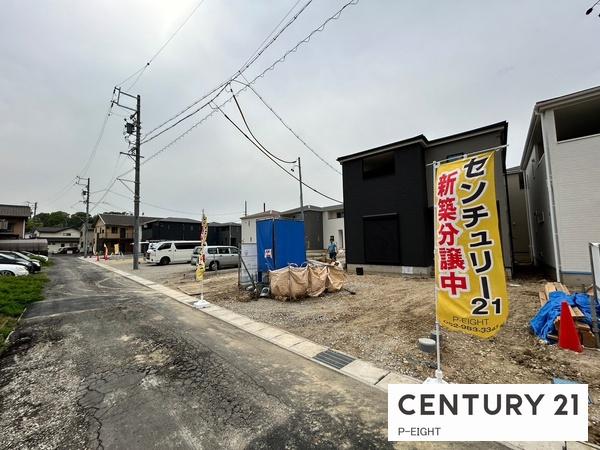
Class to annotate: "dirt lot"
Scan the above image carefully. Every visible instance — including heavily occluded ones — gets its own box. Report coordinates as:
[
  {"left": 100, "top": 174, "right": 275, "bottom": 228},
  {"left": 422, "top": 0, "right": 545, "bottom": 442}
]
[
  {"left": 161, "top": 269, "right": 600, "bottom": 444},
  {"left": 107, "top": 259, "right": 600, "bottom": 443}
]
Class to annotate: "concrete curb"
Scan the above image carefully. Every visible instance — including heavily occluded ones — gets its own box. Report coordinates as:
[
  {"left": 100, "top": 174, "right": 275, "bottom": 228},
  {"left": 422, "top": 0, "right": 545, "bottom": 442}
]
[{"left": 82, "top": 258, "right": 419, "bottom": 392}]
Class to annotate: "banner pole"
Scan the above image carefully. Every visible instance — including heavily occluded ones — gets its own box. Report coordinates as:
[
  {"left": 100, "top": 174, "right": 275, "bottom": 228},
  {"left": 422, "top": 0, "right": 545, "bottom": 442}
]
[
  {"left": 588, "top": 243, "right": 600, "bottom": 348},
  {"left": 432, "top": 161, "right": 444, "bottom": 382}
]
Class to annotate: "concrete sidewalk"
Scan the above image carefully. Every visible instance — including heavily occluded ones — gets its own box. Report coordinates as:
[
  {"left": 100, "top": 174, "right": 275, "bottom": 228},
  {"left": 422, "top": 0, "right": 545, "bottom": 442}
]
[{"left": 85, "top": 257, "right": 418, "bottom": 392}]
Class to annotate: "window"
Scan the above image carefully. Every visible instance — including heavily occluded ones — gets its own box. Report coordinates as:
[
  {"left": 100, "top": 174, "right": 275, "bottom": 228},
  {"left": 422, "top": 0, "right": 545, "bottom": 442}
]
[
  {"left": 111, "top": 226, "right": 118, "bottom": 233},
  {"left": 63, "top": 232, "right": 71, "bottom": 236},
  {"left": 174, "top": 242, "right": 198, "bottom": 250},
  {"left": 61, "top": 243, "right": 65, "bottom": 247},
  {"left": 158, "top": 242, "right": 171, "bottom": 250},
  {"left": 555, "top": 97, "right": 600, "bottom": 142},
  {"left": 362, "top": 151, "right": 395, "bottom": 179},
  {"left": 336, "top": 211, "right": 344, "bottom": 219},
  {"left": 208, "top": 247, "right": 217, "bottom": 254},
  {"left": 230, "top": 247, "right": 239, "bottom": 254},
  {"left": 218, "top": 247, "right": 230, "bottom": 254}
]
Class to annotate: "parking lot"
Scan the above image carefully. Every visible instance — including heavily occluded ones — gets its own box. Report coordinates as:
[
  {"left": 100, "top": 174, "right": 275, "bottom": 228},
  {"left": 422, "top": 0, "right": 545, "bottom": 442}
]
[{"left": 100, "top": 257, "right": 237, "bottom": 285}]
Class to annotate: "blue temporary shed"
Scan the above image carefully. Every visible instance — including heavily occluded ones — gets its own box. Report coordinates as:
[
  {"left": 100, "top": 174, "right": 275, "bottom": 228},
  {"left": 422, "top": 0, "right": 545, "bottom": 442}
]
[{"left": 256, "top": 218, "right": 306, "bottom": 275}]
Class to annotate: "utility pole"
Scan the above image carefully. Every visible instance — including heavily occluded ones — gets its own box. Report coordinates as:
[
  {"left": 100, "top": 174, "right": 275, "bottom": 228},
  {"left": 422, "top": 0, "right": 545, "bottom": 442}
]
[
  {"left": 112, "top": 88, "right": 142, "bottom": 270},
  {"left": 76, "top": 176, "right": 91, "bottom": 257},
  {"left": 133, "top": 94, "right": 141, "bottom": 270},
  {"left": 298, "top": 157, "right": 305, "bottom": 222},
  {"left": 33, "top": 202, "right": 37, "bottom": 218}
]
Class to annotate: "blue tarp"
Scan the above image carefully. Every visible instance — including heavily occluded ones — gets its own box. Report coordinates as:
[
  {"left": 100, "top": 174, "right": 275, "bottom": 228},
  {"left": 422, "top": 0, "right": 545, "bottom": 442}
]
[
  {"left": 256, "top": 219, "right": 306, "bottom": 274},
  {"left": 530, "top": 291, "right": 600, "bottom": 342}
]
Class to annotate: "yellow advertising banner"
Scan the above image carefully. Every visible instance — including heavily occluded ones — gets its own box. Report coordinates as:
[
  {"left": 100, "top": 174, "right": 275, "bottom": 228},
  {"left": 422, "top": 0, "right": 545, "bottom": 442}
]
[
  {"left": 195, "top": 214, "right": 208, "bottom": 282},
  {"left": 435, "top": 150, "right": 508, "bottom": 339}
]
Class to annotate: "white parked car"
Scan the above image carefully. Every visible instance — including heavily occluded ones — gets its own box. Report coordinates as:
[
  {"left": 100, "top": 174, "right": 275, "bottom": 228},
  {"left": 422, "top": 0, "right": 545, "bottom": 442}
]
[
  {"left": 0, "top": 263, "right": 29, "bottom": 276},
  {"left": 145, "top": 240, "right": 201, "bottom": 265}
]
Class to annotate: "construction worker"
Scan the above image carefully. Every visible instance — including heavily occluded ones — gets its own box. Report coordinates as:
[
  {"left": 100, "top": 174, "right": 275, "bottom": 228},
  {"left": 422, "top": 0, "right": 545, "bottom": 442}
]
[{"left": 327, "top": 236, "right": 338, "bottom": 262}]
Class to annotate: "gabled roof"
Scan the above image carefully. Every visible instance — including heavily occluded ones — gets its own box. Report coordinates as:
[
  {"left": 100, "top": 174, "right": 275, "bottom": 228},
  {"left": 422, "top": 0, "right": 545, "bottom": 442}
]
[
  {"left": 0, "top": 204, "right": 31, "bottom": 218},
  {"left": 337, "top": 121, "right": 508, "bottom": 163},
  {"left": 240, "top": 210, "right": 281, "bottom": 220},
  {"left": 98, "top": 213, "right": 161, "bottom": 227},
  {"left": 209, "top": 222, "right": 241, "bottom": 227},
  {"left": 36, "top": 226, "right": 79, "bottom": 233},
  {"left": 280, "top": 204, "right": 343, "bottom": 215},
  {"left": 144, "top": 217, "right": 201, "bottom": 224}
]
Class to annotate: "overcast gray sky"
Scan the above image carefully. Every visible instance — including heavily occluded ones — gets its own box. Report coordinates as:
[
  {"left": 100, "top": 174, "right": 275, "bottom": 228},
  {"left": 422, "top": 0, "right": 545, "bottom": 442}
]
[{"left": 1, "top": 0, "right": 599, "bottom": 222}]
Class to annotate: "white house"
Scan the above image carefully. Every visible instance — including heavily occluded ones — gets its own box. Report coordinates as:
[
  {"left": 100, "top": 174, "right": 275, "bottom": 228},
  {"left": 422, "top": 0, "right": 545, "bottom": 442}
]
[
  {"left": 34, "top": 226, "right": 81, "bottom": 254},
  {"left": 521, "top": 85, "right": 600, "bottom": 285},
  {"left": 240, "top": 210, "right": 281, "bottom": 244},
  {"left": 321, "top": 204, "right": 345, "bottom": 249}
]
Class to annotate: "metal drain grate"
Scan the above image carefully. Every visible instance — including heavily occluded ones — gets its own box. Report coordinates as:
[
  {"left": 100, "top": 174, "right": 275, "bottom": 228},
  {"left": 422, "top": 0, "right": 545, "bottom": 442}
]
[{"left": 313, "top": 349, "right": 355, "bottom": 370}]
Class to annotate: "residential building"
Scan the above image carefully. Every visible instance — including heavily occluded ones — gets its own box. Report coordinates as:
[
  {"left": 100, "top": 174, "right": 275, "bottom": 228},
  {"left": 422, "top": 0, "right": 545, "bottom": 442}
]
[
  {"left": 34, "top": 226, "right": 81, "bottom": 253},
  {"left": 207, "top": 222, "right": 241, "bottom": 247},
  {"left": 280, "top": 204, "right": 345, "bottom": 251},
  {"left": 0, "top": 204, "right": 31, "bottom": 239},
  {"left": 241, "top": 210, "right": 281, "bottom": 244},
  {"left": 521, "top": 85, "right": 600, "bottom": 285},
  {"left": 93, "top": 214, "right": 160, "bottom": 254},
  {"left": 142, "top": 217, "right": 201, "bottom": 242},
  {"left": 506, "top": 167, "right": 532, "bottom": 266},
  {"left": 78, "top": 223, "right": 94, "bottom": 254},
  {"left": 337, "top": 121, "right": 512, "bottom": 276}
]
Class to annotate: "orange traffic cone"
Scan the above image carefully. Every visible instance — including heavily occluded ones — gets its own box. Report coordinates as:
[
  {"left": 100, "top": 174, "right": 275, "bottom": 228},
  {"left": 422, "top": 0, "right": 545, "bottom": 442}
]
[{"left": 558, "top": 301, "right": 583, "bottom": 353}]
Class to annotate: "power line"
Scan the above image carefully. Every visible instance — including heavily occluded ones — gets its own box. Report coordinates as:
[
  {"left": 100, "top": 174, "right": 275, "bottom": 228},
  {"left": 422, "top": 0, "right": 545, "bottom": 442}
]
[
  {"left": 136, "top": 0, "right": 359, "bottom": 166},
  {"left": 213, "top": 101, "right": 341, "bottom": 204},
  {"left": 80, "top": 100, "right": 114, "bottom": 176},
  {"left": 96, "top": 0, "right": 358, "bottom": 201},
  {"left": 117, "top": 0, "right": 209, "bottom": 89},
  {"left": 236, "top": 76, "right": 341, "bottom": 175},
  {"left": 141, "top": 0, "right": 315, "bottom": 142},
  {"left": 229, "top": 85, "right": 297, "bottom": 164}
]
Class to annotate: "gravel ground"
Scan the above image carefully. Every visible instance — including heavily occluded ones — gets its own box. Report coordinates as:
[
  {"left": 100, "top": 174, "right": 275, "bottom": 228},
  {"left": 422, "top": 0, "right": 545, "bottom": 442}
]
[{"left": 157, "top": 269, "right": 600, "bottom": 444}]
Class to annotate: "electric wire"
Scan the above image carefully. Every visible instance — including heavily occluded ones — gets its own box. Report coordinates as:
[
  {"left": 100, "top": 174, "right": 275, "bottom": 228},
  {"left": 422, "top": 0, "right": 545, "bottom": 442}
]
[
  {"left": 117, "top": 0, "right": 209, "bottom": 89},
  {"left": 80, "top": 100, "right": 114, "bottom": 176},
  {"left": 141, "top": 0, "right": 315, "bottom": 142},
  {"left": 97, "top": 0, "right": 358, "bottom": 202},
  {"left": 213, "top": 102, "right": 341, "bottom": 203},
  {"left": 236, "top": 75, "right": 341, "bottom": 175},
  {"left": 229, "top": 85, "right": 297, "bottom": 164},
  {"left": 137, "top": 0, "right": 359, "bottom": 165}
]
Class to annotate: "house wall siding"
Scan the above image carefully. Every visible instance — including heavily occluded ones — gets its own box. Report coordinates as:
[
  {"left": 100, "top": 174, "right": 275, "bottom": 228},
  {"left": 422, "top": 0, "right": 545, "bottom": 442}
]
[
  {"left": 524, "top": 144, "right": 555, "bottom": 269},
  {"left": 323, "top": 215, "right": 345, "bottom": 248},
  {"left": 424, "top": 130, "right": 513, "bottom": 272},
  {"left": 506, "top": 172, "right": 531, "bottom": 264},
  {"left": 546, "top": 110, "right": 600, "bottom": 274},
  {"left": 342, "top": 143, "right": 431, "bottom": 267}
]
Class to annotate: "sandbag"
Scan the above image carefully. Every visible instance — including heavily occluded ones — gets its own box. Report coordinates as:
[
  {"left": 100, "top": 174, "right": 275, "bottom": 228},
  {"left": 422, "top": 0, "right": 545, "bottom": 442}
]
[
  {"left": 269, "top": 267, "right": 290, "bottom": 298},
  {"left": 289, "top": 267, "right": 308, "bottom": 299},
  {"left": 326, "top": 266, "right": 347, "bottom": 292},
  {"left": 307, "top": 266, "right": 328, "bottom": 297}
]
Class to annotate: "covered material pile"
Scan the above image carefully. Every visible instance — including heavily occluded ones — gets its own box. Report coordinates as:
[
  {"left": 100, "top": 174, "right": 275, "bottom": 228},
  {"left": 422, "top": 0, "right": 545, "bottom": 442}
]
[
  {"left": 269, "top": 264, "right": 346, "bottom": 300},
  {"left": 531, "top": 282, "right": 599, "bottom": 348}
]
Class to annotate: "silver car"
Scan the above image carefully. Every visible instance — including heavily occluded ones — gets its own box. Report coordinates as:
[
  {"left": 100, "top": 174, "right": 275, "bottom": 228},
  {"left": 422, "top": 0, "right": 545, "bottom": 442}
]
[{"left": 190, "top": 246, "right": 239, "bottom": 271}]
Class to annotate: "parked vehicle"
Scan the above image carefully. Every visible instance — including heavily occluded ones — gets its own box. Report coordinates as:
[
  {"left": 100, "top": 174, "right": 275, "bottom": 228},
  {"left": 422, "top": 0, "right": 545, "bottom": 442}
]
[
  {"left": 0, "top": 238, "right": 48, "bottom": 256},
  {"left": 0, "top": 254, "right": 37, "bottom": 273},
  {"left": 190, "top": 246, "right": 239, "bottom": 271},
  {"left": 0, "top": 251, "right": 42, "bottom": 270},
  {"left": 56, "top": 247, "right": 80, "bottom": 254},
  {"left": 146, "top": 241, "right": 201, "bottom": 265},
  {"left": 0, "top": 263, "right": 29, "bottom": 277},
  {"left": 21, "top": 250, "right": 49, "bottom": 262}
]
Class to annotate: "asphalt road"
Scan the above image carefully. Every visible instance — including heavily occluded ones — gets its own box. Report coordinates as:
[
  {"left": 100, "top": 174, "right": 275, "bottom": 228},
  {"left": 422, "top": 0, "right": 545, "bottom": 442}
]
[{"left": 0, "top": 257, "right": 507, "bottom": 450}]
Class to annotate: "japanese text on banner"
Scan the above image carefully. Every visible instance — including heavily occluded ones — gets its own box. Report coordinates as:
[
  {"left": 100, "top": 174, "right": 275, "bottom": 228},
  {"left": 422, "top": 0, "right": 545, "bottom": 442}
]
[
  {"left": 196, "top": 214, "right": 208, "bottom": 282},
  {"left": 435, "top": 150, "right": 508, "bottom": 339}
]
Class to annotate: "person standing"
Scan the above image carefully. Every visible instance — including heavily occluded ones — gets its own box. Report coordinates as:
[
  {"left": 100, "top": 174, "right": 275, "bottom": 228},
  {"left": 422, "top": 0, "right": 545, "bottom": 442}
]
[{"left": 327, "top": 236, "right": 338, "bottom": 262}]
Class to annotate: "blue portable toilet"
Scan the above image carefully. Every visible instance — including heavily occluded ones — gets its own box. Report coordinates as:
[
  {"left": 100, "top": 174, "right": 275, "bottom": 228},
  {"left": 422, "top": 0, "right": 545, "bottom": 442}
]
[{"left": 256, "top": 218, "right": 306, "bottom": 280}]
